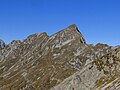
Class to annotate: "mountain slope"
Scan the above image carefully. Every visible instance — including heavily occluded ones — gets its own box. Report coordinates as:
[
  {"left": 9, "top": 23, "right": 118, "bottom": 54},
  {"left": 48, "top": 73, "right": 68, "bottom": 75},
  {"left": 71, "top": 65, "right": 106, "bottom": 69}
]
[
  {"left": 50, "top": 47, "right": 120, "bottom": 90},
  {"left": 0, "top": 24, "right": 119, "bottom": 90}
]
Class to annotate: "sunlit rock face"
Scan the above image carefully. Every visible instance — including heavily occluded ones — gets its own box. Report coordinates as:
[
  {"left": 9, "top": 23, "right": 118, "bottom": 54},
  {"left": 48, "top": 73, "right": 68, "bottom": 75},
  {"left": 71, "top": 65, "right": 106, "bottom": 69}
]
[
  {"left": 0, "top": 39, "right": 5, "bottom": 48},
  {"left": 0, "top": 24, "right": 120, "bottom": 90},
  {"left": 50, "top": 47, "right": 120, "bottom": 90}
]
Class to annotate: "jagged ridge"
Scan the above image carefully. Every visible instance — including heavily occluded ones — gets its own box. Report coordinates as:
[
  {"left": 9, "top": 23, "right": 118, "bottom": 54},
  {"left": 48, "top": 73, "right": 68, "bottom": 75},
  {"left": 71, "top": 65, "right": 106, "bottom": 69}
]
[{"left": 0, "top": 24, "right": 120, "bottom": 90}]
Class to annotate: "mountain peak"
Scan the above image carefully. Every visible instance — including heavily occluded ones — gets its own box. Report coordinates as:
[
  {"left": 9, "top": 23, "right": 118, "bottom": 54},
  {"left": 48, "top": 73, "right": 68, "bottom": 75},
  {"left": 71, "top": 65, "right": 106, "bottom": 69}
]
[
  {"left": 65, "top": 24, "right": 86, "bottom": 44},
  {"left": 49, "top": 24, "right": 86, "bottom": 45},
  {"left": 66, "top": 24, "right": 81, "bottom": 33},
  {"left": 67, "top": 24, "right": 77, "bottom": 28},
  {"left": 0, "top": 25, "right": 119, "bottom": 90}
]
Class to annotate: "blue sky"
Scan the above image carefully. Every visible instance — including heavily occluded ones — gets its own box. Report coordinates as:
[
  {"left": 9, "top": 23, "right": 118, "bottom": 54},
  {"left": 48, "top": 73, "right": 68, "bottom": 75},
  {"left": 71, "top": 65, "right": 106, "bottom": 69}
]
[{"left": 0, "top": 0, "right": 120, "bottom": 46}]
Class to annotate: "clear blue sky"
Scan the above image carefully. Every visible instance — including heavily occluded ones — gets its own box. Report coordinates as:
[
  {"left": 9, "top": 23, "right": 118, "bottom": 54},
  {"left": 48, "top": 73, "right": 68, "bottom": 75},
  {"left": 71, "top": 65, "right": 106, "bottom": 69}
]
[{"left": 0, "top": 0, "right": 120, "bottom": 46}]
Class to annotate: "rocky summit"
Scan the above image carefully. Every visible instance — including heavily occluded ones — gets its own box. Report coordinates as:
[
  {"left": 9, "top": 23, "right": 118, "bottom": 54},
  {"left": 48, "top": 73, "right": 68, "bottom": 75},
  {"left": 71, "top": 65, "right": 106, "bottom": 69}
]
[{"left": 0, "top": 24, "right": 120, "bottom": 90}]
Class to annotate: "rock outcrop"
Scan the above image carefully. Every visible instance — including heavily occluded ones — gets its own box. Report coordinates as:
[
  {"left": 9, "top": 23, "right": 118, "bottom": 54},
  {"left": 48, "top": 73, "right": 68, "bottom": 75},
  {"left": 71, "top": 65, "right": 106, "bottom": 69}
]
[
  {"left": 0, "top": 24, "right": 119, "bottom": 90},
  {"left": 0, "top": 39, "right": 5, "bottom": 49}
]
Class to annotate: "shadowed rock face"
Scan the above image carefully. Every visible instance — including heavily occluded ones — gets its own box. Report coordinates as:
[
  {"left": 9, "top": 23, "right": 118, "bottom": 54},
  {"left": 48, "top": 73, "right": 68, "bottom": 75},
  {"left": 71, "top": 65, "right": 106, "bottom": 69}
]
[
  {"left": 0, "top": 39, "right": 5, "bottom": 49},
  {"left": 0, "top": 24, "right": 120, "bottom": 90}
]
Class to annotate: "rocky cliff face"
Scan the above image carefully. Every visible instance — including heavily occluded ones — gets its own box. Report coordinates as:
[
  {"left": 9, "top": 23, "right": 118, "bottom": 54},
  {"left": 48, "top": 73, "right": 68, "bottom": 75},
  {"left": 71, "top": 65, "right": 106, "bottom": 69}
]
[{"left": 0, "top": 24, "right": 120, "bottom": 90}]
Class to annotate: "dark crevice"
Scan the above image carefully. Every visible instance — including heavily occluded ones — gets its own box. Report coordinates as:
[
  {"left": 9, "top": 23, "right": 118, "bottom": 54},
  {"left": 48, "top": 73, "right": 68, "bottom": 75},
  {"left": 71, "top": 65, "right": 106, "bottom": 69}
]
[{"left": 76, "top": 27, "right": 81, "bottom": 34}]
